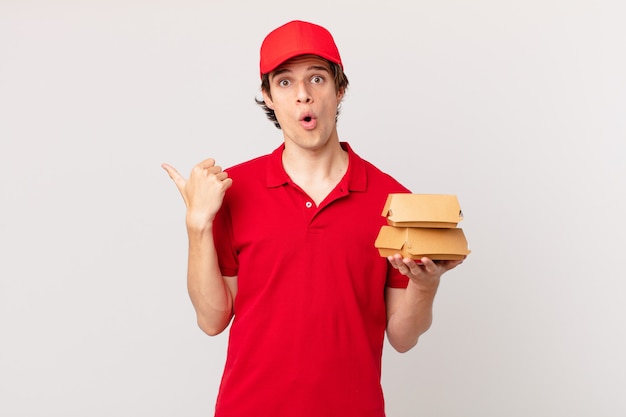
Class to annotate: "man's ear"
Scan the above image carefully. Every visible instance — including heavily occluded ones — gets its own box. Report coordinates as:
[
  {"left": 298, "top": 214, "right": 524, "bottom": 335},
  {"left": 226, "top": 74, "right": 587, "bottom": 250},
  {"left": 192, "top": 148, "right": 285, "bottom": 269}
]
[
  {"left": 336, "top": 87, "right": 345, "bottom": 103},
  {"left": 262, "top": 89, "right": 274, "bottom": 110}
]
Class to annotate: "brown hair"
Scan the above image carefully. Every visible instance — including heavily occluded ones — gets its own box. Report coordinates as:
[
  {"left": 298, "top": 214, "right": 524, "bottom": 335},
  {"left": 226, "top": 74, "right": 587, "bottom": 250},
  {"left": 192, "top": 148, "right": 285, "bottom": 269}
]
[{"left": 255, "top": 58, "right": 349, "bottom": 129}]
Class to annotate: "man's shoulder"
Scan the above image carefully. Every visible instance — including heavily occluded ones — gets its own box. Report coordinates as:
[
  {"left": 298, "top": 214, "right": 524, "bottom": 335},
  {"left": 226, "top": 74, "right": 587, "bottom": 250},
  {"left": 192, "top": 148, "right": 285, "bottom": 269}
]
[
  {"left": 223, "top": 153, "right": 273, "bottom": 181},
  {"left": 366, "top": 164, "right": 411, "bottom": 193},
  {"left": 226, "top": 154, "right": 269, "bottom": 171},
  {"left": 347, "top": 145, "right": 410, "bottom": 193}
]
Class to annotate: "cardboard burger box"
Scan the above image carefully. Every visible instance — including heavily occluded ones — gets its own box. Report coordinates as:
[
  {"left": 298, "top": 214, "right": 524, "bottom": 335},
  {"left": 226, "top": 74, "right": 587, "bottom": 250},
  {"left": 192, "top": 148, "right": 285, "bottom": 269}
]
[
  {"left": 381, "top": 193, "right": 463, "bottom": 228},
  {"left": 375, "top": 194, "right": 471, "bottom": 261},
  {"left": 375, "top": 226, "right": 470, "bottom": 261}
]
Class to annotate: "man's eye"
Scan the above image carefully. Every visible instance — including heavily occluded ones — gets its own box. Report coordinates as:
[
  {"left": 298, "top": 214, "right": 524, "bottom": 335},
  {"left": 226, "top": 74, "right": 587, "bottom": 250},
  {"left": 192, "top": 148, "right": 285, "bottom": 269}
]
[
  {"left": 279, "top": 79, "right": 290, "bottom": 87},
  {"left": 311, "top": 76, "right": 324, "bottom": 84}
]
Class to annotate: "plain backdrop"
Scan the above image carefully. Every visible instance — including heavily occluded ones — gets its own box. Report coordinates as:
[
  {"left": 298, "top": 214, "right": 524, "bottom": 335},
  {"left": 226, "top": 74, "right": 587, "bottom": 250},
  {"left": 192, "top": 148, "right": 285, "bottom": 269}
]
[{"left": 1, "top": 1, "right": 625, "bottom": 416}]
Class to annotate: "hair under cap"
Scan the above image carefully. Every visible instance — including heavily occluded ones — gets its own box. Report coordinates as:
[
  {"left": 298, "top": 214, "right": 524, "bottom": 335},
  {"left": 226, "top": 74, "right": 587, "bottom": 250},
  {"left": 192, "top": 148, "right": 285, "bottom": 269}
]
[{"left": 259, "top": 20, "right": 343, "bottom": 78}]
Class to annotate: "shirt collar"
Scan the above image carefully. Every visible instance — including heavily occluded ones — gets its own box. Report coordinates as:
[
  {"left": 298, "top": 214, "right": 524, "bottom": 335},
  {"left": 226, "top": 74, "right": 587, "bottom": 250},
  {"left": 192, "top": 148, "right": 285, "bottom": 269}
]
[{"left": 266, "top": 142, "right": 367, "bottom": 192}]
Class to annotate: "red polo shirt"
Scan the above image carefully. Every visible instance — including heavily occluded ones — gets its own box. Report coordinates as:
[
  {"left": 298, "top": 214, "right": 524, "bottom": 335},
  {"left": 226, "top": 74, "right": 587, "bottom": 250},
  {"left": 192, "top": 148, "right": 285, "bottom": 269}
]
[{"left": 212, "top": 142, "right": 410, "bottom": 417}]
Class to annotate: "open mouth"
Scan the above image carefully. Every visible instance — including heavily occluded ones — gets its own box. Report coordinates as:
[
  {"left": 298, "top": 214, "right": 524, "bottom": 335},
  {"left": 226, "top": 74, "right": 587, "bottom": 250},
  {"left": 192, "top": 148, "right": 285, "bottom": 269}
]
[{"left": 299, "top": 112, "right": 317, "bottom": 130}]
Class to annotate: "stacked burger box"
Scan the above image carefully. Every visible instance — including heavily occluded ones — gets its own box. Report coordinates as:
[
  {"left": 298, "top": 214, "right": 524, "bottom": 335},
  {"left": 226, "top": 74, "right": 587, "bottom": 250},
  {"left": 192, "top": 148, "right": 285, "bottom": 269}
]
[{"left": 374, "top": 194, "right": 470, "bottom": 262}]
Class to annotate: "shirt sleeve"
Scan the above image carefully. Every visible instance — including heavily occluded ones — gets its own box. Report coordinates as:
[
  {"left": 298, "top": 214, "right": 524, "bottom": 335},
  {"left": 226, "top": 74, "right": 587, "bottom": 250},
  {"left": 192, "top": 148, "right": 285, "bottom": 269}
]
[
  {"left": 385, "top": 264, "right": 409, "bottom": 288},
  {"left": 212, "top": 197, "right": 239, "bottom": 277}
]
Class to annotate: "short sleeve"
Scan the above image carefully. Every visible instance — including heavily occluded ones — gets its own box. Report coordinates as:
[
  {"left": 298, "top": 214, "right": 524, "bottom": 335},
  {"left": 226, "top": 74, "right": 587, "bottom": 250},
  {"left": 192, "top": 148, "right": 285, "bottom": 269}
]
[
  {"left": 212, "top": 198, "right": 239, "bottom": 277},
  {"left": 385, "top": 264, "right": 409, "bottom": 288}
]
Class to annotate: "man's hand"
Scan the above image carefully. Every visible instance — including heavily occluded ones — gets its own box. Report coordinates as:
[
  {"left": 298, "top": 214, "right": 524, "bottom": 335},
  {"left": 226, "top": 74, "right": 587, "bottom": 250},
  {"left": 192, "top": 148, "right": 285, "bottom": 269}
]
[
  {"left": 161, "top": 158, "right": 233, "bottom": 230},
  {"left": 387, "top": 255, "right": 465, "bottom": 292}
]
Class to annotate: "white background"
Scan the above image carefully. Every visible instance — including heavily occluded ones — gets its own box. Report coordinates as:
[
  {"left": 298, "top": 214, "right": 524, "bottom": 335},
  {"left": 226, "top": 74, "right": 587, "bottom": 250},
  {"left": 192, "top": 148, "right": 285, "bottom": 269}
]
[{"left": 1, "top": 1, "right": 625, "bottom": 416}]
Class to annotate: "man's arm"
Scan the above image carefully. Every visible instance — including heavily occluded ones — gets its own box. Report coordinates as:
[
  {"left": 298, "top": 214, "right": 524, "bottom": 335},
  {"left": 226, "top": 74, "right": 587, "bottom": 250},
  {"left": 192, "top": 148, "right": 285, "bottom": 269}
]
[
  {"left": 385, "top": 256, "right": 464, "bottom": 353},
  {"left": 162, "top": 159, "right": 236, "bottom": 336},
  {"left": 186, "top": 226, "right": 237, "bottom": 335}
]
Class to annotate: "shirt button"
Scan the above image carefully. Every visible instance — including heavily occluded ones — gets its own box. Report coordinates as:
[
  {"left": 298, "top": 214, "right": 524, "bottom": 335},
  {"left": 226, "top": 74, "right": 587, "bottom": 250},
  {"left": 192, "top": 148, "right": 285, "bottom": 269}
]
[{"left": 305, "top": 201, "right": 313, "bottom": 208}]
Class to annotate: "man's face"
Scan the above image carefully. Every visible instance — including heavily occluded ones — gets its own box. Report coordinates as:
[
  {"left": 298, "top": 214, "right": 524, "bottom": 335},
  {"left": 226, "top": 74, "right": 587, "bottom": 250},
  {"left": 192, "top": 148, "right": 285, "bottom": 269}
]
[{"left": 263, "top": 55, "right": 344, "bottom": 151}]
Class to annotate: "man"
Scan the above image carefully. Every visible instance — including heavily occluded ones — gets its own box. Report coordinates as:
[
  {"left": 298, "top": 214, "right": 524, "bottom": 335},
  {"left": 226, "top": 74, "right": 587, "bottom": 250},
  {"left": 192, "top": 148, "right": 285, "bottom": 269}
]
[{"left": 162, "top": 20, "right": 464, "bottom": 417}]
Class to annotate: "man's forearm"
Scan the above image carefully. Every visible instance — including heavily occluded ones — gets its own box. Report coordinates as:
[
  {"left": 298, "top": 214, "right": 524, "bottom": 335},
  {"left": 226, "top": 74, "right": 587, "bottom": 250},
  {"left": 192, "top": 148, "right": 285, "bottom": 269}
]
[
  {"left": 386, "top": 281, "right": 438, "bottom": 353},
  {"left": 186, "top": 226, "right": 233, "bottom": 336}
]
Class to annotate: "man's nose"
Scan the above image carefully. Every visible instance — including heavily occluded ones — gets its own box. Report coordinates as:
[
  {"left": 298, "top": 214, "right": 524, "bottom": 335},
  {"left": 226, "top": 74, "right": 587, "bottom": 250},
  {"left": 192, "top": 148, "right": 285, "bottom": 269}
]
[{"left": 296, "top": 80, "right": 312, "bottom": 103}]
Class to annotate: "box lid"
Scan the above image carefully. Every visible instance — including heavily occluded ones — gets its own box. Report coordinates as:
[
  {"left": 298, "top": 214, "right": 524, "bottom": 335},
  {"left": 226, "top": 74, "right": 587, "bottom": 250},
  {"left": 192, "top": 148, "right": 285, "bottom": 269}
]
[{"left": 381, "top": 193, "right": 463, "bottom": 228}]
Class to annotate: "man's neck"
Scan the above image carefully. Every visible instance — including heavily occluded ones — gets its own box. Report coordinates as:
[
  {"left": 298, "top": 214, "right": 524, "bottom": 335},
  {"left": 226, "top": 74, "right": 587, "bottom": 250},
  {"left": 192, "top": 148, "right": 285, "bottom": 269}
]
[{"left": 282, "top": 139, "right": 349, "bottom": 205}]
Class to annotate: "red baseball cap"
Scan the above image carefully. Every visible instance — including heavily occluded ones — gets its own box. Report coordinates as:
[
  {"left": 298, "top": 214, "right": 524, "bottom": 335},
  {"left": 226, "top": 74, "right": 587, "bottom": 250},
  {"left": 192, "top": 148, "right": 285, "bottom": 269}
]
[{"left": 259, "top": 20, "right": 343, "bottom": 78}]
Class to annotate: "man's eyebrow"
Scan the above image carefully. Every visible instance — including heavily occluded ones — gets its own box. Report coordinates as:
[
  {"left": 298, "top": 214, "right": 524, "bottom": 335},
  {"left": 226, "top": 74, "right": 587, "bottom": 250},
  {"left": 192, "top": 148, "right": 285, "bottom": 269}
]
[
  {"left": 271, "top": 65, "right": 330, "bottom": 80},
  {"left": 271, "top": 68, "right": 291, "bottom": 78},
  {"left": 307, "top": 65, "right": 330, "bottom": 73}
]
